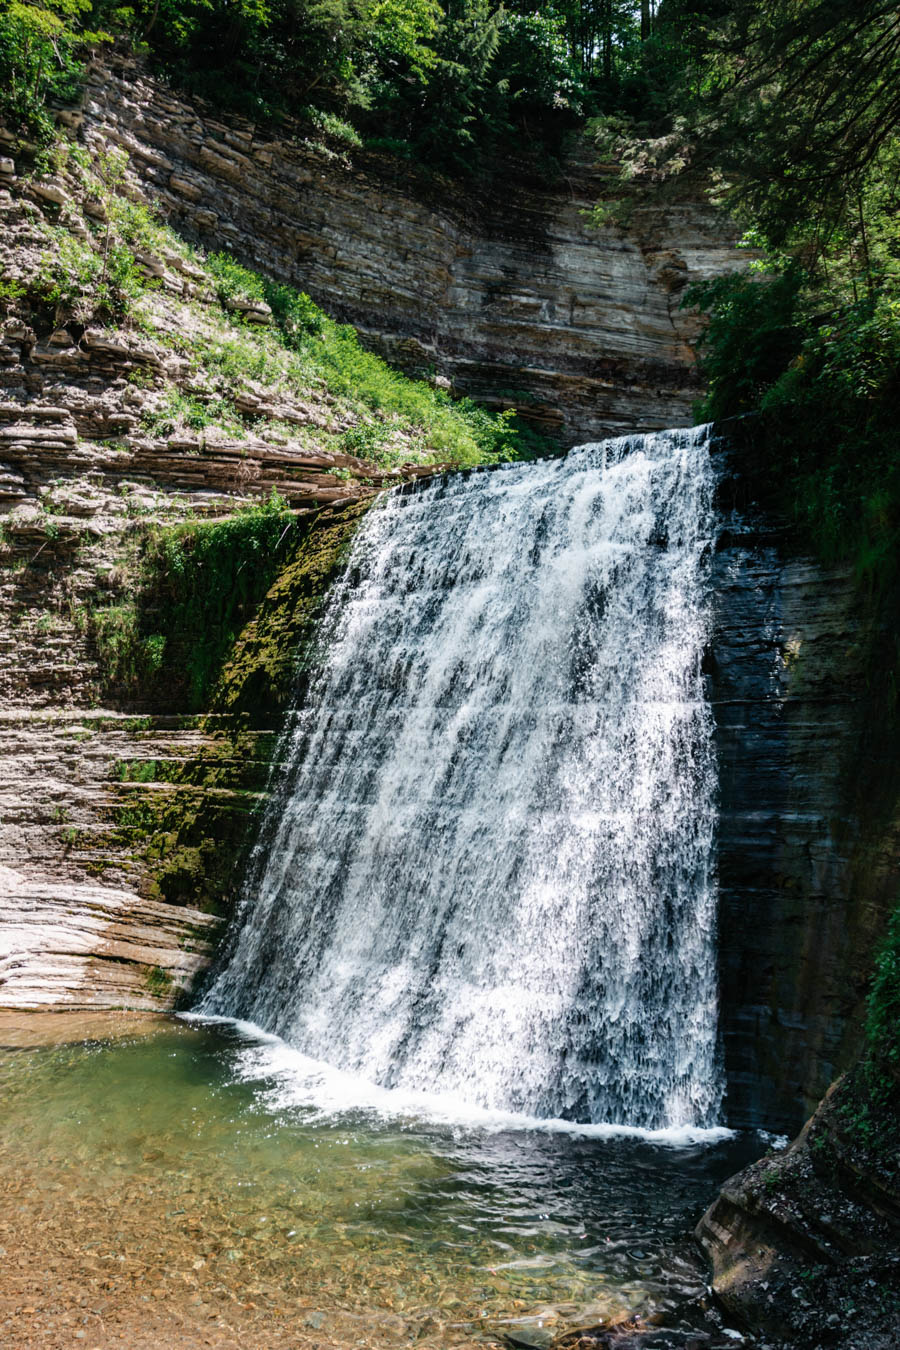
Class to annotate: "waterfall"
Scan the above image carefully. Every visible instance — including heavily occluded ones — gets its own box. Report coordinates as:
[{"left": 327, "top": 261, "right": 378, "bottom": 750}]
[{"left": 202, "top": 426, "right": 722, "bottom": 1130}]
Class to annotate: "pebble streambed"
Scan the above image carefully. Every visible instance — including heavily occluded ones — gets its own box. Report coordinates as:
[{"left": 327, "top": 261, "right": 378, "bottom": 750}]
[{"left": 0, "top": 1015, "right": 767, "bottom": 1348}]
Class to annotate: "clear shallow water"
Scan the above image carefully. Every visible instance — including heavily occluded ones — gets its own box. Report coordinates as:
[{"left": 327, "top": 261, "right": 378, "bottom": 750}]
[{"left": 0, "top": 1017, "right": 765, "bottom": 1342}]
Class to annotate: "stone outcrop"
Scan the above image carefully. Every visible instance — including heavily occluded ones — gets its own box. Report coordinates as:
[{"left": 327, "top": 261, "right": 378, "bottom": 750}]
[
  {"left": 1, "top": 57, "right": 896, "bottom": 1145},
  {"left": 0, "top": 865, "right": 220, "bottom": 1008},
  {"left": 710, "top": 439, "right": 900, "bottom": 1131},
  {"left": 69, "top": 55, "right": 747, "bottom": 447},
  {"left": 0, "top": 67, "right": 750, "bottom": 1016},
  {"left": 0, "top": 146, "right": 426, "bottom": 1012},
  {"left": 696, "top": 1071, "right": 900, "bottom": 1348}
]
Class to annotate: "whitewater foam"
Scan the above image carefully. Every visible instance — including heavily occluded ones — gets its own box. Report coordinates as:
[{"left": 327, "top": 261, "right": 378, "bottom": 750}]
[
  {"left": 183, "top": 1013, "right": 734, "bottom": 1145},
  {"left": 201, "top": 427, "right": 722, "bottom": 1130}
]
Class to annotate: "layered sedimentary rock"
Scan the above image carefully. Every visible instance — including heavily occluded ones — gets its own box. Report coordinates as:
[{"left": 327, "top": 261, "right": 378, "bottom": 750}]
[
  {"left": 69, "top": 56, "right": 747, "bottom": 446},
  {"left": 0, "top": 62, "right": 750, "bottom": 1015},
  {"left": 0, "top": 156, "right": 405, "bottom": 1012},
  {"left": 1, "top": 59, "right": 897, "bottom": 1142},
  {"left": 696, "top": 1072, "right": 900, "bottom": 1347},
  {"left": 0, "top": 865, "right": 219, "bottom": 1008},
  {"left": 710, "top": 442, "right": 900, "bottom": 1131}
]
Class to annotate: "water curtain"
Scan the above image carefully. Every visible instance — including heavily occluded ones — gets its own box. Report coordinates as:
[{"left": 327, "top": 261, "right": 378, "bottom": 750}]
[{"left": 203, "top": 427, "right": 721, "bottom": 1129}]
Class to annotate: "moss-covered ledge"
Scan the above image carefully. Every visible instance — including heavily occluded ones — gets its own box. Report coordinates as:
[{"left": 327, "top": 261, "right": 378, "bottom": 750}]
[
  {"left": 1, "top": 496, "right": 385, "bottom": 1011},
  {"left": 79, "top": 498, "right": 375, "bottom": 927},
  {"left": 213, "top": 497, "right": 375, "bottom": 723}
]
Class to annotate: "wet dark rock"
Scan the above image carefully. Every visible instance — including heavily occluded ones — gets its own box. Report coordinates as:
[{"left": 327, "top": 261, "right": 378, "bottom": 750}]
[
  {"left": 709, "top": 435, "right": 900, "bottom": 1133},
  {"left": 696, "top": 1071, "right": 900, "bottom": 1350}
]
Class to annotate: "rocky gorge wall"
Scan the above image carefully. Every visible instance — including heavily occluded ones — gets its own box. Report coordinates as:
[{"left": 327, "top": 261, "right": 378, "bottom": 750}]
[
  {"left": 710, "top": 440, "right": 900, "bottom": 1132},
  {"left": 68, "top": 55, "right": 747, "bottom": 447},
  {"left": 0, "top": 59, "right": 897, "bottom": 1141},
  {"left": 0, "top": 141, "right": 416, "bottom": 1013},
  {"left": 0, "top": 54, "right": 748, "bottom": 1019}
]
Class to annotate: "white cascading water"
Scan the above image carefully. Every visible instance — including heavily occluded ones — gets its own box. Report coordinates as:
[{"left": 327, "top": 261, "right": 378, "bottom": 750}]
[{"left": 202, "top": 426, "right": 722, "bottom": 1129}]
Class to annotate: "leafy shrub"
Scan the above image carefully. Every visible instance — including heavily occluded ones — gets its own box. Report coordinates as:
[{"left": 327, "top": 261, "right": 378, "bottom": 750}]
[
  {"left": 688, "top": 272, "right": 900, "bottom": 584},
  {"left": 262, "top": 282, "right": 324, "bottom": 340},
  {"left": 305, "top": 109, "right": 363, "bottom": 148},
  {"left": 205, "top": 252, "right": 267, "bottom": 308},
  {"left": 868, "top": 903, "right": 900, "bottom": 1081},
  {"left": 0, "top": 0, "right": 107, "bottom": 139}
]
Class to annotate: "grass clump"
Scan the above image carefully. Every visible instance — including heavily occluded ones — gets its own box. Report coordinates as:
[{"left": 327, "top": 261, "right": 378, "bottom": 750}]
[
  {"left": 204, "top": 251, "right": 533, "bottom": 469},
  {"left": 144, "top": 964, "right": 174, "bottom": 997},
  {"left": 90, "top": 604, "right": 167, "bottom": 692}
]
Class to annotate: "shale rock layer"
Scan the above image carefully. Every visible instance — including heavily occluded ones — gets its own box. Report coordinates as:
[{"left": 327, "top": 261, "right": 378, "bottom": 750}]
[{"left": 71, "top": 56, "right": 747, "bottom": 445}]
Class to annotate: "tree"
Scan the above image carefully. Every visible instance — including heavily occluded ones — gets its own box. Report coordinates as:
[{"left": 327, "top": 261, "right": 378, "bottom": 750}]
[
  {"left": 0, "top": 0, "right": 108, "bottom": 131},
  {"left": 698, "top": 1, "right": 900, "bottom": 253}
]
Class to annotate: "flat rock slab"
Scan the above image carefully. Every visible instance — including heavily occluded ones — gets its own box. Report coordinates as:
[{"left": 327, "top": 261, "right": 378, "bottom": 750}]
[
  {"left": 0, "top": 866, "right": 222, "bottom": 1010},
  {"left": 0, "top": 1006, "right": 170, "bottom": 1046}
]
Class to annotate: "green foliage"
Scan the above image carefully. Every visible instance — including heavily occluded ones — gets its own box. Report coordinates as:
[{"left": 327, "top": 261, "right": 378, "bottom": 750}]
[
  {"left": 116, "top": 758, "right": 160, "bottom": 782},
  {"left": 0, "top": 272, "right": 27, "bottom": 303},
  {"left": 262, "top": 281, "right": 324, "bottom": 339},
  {"left": 0, "top": 0, "right": 108, "bottom": 139},
  {"left": 688, "top": 271, "right": 900, "bottom": 589},
  {"left": 137, "top": 491, "right": 295, "bottom": 709},
  {"left": 144, "top": 963, "right": 174, "bottom": 996},
  {"left": 693, "top": 1, "right": 900, "bottom": 252},
  {"left": 0, "top": 0, "right": 710, "bottom": 172},
  {"left": 867, "top": 903, "right": 900, "bottom": 1081},
  {"left": 91, "top": 602, "right": 167, "bottom": 689},
  {"left": 836, "top": 1058, "right": 899, "bottom": 1161},
  {"left": 306, "top": 108, "right": 363, "bottom": 149},
  {"left": 205, "top": 251, "right": 267, "bottom": 308},
  {"left": 141, "top": 389, "right": 245, "bottom": 438},
  {"left": 35, "top": 223, "right": 146, "bottom": 317},
  {"left": 88, "top": 494, "right": 295, "bottom": 709},
  {"left": 685, "top": 267, "right": 806, "bottom": 421},
  {"left": 202, "top": 250, "right": 536, "bottom": 467}
]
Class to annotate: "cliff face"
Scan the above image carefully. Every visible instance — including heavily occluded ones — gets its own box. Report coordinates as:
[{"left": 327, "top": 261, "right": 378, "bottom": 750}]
[
  {"left": 710, "top": 443, "right": 900, "bottom": 1132},
  {"left": 1, "top": 62, "right": 897, "bottom": 1140},
  {"left": 0, "top": 58, "right": 749, "bottom": 1016},
  {"left": 70, "top": 56, "right": 747, "bottom": 447},
  {"left": 0, "top": 144, "right": 412, "bottom": 1013}
]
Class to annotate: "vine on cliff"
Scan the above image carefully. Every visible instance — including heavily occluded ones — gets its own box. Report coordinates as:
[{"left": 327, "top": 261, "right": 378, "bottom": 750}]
[{"left": 90, "top": 492, "right": 296, "bottom": 710}]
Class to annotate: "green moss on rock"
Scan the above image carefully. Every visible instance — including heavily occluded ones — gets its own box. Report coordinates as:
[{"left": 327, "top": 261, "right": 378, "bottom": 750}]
[
  {"left": 81, "top": 501, "right": 373, "bottom": 916},
  {"left": 213, "top": 498, "right": 373, "bottom": 723}
]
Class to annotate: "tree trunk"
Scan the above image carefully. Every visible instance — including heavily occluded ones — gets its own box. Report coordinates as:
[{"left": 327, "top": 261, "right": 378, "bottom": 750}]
[{"left": 604, "top": 0, "right": 612, "bottom": 80}]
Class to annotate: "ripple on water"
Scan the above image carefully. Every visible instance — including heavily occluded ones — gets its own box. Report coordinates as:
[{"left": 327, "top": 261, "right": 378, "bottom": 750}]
[{"left": 0, "top": 1015, "right": 767, "bottom": 1345}]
